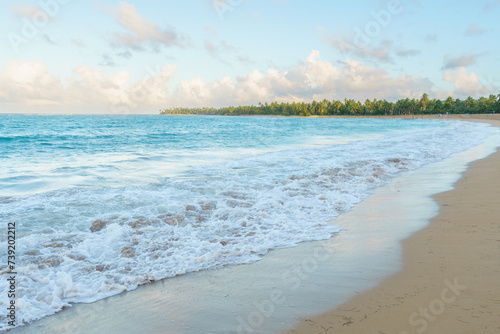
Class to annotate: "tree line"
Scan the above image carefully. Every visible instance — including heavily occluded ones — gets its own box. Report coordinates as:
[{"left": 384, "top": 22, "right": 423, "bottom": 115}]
[{"left": 160, "top": 93, "right": 500, "bottom": 116}]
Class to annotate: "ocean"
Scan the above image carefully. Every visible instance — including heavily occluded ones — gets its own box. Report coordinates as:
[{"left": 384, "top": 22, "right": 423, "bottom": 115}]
[{"left": 0, "top": 115, "right": 492, "bottom": 330}]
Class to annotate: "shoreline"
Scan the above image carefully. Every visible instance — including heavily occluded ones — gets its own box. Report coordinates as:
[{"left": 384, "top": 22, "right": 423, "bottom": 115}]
[
  {"left": 288, "top": 118, "right": 500, "bottom": 334},
  {"left": 7, "top": 116, "right": 500, "bottom": 334},
  {"left": 159, "top": 113, "right": 499, "bottom": 120}
]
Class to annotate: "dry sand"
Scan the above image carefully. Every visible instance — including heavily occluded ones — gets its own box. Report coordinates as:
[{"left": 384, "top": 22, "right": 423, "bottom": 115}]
[{"left": 288, "top": 116, "right": 500, "bottom": 334}]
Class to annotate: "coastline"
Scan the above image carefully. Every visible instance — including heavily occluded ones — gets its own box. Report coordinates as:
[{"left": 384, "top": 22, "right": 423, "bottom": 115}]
[
  {"left": 7, "top": 116, "right": 499, "bottom": 334},
  {"left": 159, "top": 113, "right": 499, "bottom": 120},
  {"left": 288, "top": 117, "right": 500, "bottom": 334}
]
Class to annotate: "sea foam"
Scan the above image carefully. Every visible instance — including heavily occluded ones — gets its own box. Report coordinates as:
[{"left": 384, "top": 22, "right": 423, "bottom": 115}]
[{"left": 0, "top": 117, "right": 491, "bottom": 330}]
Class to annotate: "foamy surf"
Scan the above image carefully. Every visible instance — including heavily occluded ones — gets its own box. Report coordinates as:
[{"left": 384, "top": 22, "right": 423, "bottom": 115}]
[{"left": 0, "top": 116, "right": 491, "bottom": 330}]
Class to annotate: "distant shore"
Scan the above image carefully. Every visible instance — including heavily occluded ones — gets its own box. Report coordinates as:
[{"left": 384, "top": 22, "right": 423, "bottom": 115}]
[
  {"left": 287, "top": 116, "right": 500, "bottom": 334},
  {"left": 161, "top": 113, "right": 499, "bottom": 120}
]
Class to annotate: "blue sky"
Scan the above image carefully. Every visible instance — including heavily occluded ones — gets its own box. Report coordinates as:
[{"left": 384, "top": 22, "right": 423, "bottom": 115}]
[{"left": 0, "top": 0, "right": 499, "bottom": 113}]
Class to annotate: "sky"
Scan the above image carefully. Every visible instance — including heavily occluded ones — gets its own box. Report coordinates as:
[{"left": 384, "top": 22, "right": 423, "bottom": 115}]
[{"left": 0, "top": 0, "right": 499, "bottom": 114}]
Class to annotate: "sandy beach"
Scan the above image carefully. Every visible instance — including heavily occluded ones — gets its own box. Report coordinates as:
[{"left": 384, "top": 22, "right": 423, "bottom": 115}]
[
  {"left": 7, "top": 115, "right": 500, "bottom": 334},
  {"left": 288, "top": 116, "right": 500, "bottom": 334},
  {"left": 2, "top": 0, "right": 499, "bottom": 331}
]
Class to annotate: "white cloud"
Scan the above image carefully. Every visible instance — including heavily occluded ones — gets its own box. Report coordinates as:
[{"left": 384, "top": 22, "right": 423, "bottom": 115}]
[
  {"left": 67, "top": 64, "right": 178, "bottom": 112},
  {"left": 0, "top": 60, "right": 177, "bottom": 113},
  {"left": 443, "top": 67, "right": 490, "bottom": 97},
  {"left": 237, "top": 55, "right": 252, "bottom": 63},
  {"left": 174, "top": 51, "right": 432, "bottom": 107},
  {"left": 323, "top": 32, "right": 393, "bottom": 63},
  {"left": 9, "top": 3, "right": 48, "bottom": 18},
  {"left": 0, "top": 52, "right": 438, "bottom": 113},
  {"left": 322, "top": 31, "right": 420, "bottom": 64},
  {"left": 0, "top": 60, "right": 63, "bottom": 107},
  {"left": 465, "top": 23, "right": 485, "bottom": 36},
  {"left": 204, "top": 40, "right": 238, "bottom": 63},
  {"left": 333, "top": 60, "right": 432, "bottom": 101},
  {"left": 304, "top": 50, "right": 341, "bottom": 89},
  {"left": 203, "top": 37, "right": 253, "bottom": 65},
  {"left": 442, "top": 53, "right": 483, "bottom": 70},
  {"left": 106, "top": 2, "right": 187, "bottom": 52},
  {"left": 396, "top": 48, "right": 420, "bottom": 57}
]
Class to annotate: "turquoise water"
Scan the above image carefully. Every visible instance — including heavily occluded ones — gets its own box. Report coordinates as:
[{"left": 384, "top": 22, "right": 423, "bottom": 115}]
[
  {"left": 0, "top": 115, "right": 492, "bottom": 330},
  {"left": 1, "top": 115, "right": 435, "bottom": 196}
]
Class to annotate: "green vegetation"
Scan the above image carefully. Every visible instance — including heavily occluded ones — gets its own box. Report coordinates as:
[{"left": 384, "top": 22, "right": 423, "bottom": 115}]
[{"left": 160, "top": 93, "right": 500, "bottom": 116}]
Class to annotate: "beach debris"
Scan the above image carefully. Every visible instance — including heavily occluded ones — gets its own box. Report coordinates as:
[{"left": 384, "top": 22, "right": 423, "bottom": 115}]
[
  {"left": 372, "top": 166, "right": 384, "bottom": 177},
  {"left": 159, "top": 213, "right": 185, "bottom": 225},
  {"left": 130, "top": 219, "right": 159, "bottom": 229},
  {"left": 43, "top": 237, "right": 74, "bottom": 249},
  {"left": 321, "top": 167, "right": 342, "bottom": 176},
  {"left": 24, "top": 250, "right": 40, "bottom": 256},
  {"left": 44, "top": 242, "right": 65, "bottom": 248},
  {"left": 43, "top": 256, "right": 62, "bottom": 267},
  {"left": 90, "top": 219, "right": 108, "bottom": 232},
  {"left": 95, "top": 264, "right": 110, "bottom": 272},
  {"left": 121, "top": 247, "right": 135, "bottom": 258},
  {"left": 200, "top": 202, "right": 217, "bottom": 211},
  {"left": 221, "top": 191, "right": 249, "bottom": 200}
]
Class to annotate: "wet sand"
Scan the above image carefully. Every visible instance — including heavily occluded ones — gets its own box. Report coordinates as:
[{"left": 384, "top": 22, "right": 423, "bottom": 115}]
[
  {"left": 9, "top": 115, "right": 500, "bottom": 334},
  {"left": 288, "top": 117, "right": 500, "bottom": 334}
]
